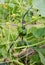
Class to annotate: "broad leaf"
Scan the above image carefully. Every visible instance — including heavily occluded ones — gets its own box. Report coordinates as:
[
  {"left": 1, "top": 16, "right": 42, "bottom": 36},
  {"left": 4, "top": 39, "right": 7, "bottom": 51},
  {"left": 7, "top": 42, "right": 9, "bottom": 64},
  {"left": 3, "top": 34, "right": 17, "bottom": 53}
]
[
  {"left": 29, "top": 27, "right": 45, "bottom": 38},
  {"left": 36, "top": 49, "right": 45, "bottom": 65}
]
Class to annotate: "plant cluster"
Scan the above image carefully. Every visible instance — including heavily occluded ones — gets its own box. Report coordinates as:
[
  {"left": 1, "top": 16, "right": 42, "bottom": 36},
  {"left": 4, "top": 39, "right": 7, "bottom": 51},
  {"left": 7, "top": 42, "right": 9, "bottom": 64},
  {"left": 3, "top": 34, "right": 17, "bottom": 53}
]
[{"left": 0, "top": 0, "right": 45, "bottom": 65}]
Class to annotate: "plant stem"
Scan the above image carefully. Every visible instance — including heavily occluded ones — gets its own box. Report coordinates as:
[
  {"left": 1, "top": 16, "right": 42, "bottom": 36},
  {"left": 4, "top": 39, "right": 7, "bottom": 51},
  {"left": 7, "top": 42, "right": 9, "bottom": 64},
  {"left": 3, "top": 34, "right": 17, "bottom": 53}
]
[
  {"left": 0, "top": 60, "right": 24, "bottom": 65},
  {"left": 14, "top": 40, "right": 45, "bottom": 49}
]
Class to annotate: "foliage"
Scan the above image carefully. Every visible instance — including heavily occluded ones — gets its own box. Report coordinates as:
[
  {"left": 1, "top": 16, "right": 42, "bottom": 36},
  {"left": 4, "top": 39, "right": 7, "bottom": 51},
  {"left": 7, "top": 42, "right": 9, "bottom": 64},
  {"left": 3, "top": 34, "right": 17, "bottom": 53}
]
[{"left": 0, "top": 0, "right": 45, "bottom": 65}]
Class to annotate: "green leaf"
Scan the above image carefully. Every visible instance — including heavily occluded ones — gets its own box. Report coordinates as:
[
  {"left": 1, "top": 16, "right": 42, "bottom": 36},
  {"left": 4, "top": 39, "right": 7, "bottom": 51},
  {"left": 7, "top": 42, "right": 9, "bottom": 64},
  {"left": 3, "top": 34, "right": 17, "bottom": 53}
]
[
  {"left": 29, "top": 27, "right": 45, "bottom": 38},
  {"left": 30, "top": 53, "right": 40, "bottom": 64},
  {"left": 36, "top": 49, "right": 45, "bottom": 65},
  {"left": 32, "top": 0, "right": 45, "bottom": 17}
]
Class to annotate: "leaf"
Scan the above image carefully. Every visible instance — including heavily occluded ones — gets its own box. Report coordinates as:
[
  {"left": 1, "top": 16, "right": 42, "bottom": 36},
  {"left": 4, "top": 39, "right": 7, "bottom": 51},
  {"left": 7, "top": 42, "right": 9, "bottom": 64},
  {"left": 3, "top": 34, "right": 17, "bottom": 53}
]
[
  {"left": 32, "top": 0, "right": 45, "bottom": 17},
  {"left": 29, "top": 27, "right": 45, "bottom": 38},
  {"left": 36, "top": 49, "right": 45, "bottom": 65},
  {"left": 30, "top": 53, "right": 40, "bottom": 64}
]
